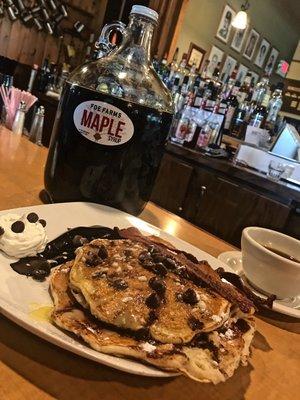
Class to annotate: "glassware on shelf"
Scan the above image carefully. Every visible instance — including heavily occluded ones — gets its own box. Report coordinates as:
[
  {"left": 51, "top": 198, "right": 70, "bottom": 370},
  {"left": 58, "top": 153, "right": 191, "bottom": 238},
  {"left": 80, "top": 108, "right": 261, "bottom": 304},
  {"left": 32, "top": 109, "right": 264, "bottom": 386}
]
[{"left": 267, "top": 160, "right": 286, "bottom": 181}]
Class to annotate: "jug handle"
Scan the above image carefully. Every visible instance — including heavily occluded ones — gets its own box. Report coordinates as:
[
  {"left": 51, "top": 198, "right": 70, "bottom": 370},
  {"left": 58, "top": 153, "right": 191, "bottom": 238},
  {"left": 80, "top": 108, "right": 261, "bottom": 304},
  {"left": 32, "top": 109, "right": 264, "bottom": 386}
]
[{"left": 95, "top": 21, "right": 126, "bottom": 58}]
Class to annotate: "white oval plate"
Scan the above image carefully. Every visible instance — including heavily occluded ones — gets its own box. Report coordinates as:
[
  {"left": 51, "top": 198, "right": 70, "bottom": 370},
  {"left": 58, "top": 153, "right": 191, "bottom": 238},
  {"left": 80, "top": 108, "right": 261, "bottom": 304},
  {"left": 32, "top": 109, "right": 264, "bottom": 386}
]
[
  {"left": 218, "top": 251, "right": 300, "bottom": 319},
  {"left": 0, "top": 202, "right": 234, "bottom": 378}
]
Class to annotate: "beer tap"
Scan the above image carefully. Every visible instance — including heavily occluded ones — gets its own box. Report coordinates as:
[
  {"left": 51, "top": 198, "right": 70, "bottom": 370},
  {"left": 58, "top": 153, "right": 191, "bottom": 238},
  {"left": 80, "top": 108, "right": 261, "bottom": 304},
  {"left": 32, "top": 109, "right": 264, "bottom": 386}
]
[
  {"left": 0, "top": 2, "right": 4, "bottom": 17},
  {"left": 48, "top": 0, "right": 57, "bottom": 12},
  {"left": 5, "top": 0, "right": 19, "bottom": 21}
]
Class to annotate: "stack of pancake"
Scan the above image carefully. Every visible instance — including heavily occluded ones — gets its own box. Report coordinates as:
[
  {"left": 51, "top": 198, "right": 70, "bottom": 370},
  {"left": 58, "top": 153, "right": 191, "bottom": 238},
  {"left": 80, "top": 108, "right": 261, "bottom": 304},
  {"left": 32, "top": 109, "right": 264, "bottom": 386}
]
[{"left": 50, "top": 227, "right": 255, "bottom": 383}]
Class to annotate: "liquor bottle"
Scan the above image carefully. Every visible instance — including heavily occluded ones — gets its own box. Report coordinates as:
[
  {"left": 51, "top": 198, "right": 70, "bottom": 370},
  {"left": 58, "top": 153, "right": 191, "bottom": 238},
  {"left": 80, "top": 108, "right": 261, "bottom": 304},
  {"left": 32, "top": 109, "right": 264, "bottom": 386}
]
[
  {"left": 170, "top": 77, "right": 180, "bottom": 99},
  {"left": 251, "top": 75, "right": 270, "bottom": 105},
  {"left": 168, "top": 47, "right": 179, "bottom": 87},
  {"left": 237, "top": 72, "right": 251, "bottom": 104},
  {"left": 192, "top": 76, "right": 204, "bottom": 108},
  {"left": 266, "top": 83, "right": 283, "bottom": 125},
  {"left": 200, "top": 59, "right": 210, "bottom": 80},
  {"left": 187, "top": 63, "right": 197, "bottom": 91},
  {"left": 212, "top": 62, "right": 221, "bottom": 81},
  {"left": 36, "top": 58, "right": 49, "bottom": 92},
  {"left": 222, "top": 86, "right": 239, "bottom": 135},
  {"left": 249, "top": 93, "right": 268, "bottom": 128},
  {"left": 230, "top": 101, "right": 249, "bottom": 139},
  {"left": 173, "top": 90, "right": 197, "bottom": 145},
  {"left": 85, "top": 33, "right": 95, "bottom": 61},
  {"left": 170, "top": 82, "right": 189, "bottom": 143},
  {"left": 27, "top": 64, "right": 39, "bottom": 93},
  {"left": 152, "top": 54, "right": 160, "bottom": 72},
  {"left": 158, "top": 53, "right": 170, "bottom": 84},
  {"left": 196, "top": 120, "right": 212, "bottom": 149},
  {"left": 44, "top": 6, "right": 173, "bottom": 216},
  {"left": 174, "top": 53, "right": 189, "bottom": 85}
]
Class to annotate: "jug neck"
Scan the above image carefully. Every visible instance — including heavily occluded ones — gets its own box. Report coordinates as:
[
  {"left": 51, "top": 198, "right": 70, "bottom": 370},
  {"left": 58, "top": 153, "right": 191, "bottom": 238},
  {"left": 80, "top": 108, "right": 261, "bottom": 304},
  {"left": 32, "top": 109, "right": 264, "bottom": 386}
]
[{"left": 116, "top": 14, "right": 156, "bottom": 65}]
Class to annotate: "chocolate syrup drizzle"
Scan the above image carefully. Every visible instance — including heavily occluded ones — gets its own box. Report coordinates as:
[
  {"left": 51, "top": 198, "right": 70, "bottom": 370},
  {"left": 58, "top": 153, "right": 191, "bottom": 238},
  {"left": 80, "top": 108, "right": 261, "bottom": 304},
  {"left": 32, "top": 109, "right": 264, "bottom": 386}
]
[{"left": 10, "top": 226, "right": 120, "bottom": 281}]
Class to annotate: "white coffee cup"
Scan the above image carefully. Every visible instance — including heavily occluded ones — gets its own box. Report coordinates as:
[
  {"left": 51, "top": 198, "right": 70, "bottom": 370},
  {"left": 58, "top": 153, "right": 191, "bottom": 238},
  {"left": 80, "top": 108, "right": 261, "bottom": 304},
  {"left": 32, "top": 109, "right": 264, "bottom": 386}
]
[{"left": 241, "top": 227, "right": 300, "bottom": 299}]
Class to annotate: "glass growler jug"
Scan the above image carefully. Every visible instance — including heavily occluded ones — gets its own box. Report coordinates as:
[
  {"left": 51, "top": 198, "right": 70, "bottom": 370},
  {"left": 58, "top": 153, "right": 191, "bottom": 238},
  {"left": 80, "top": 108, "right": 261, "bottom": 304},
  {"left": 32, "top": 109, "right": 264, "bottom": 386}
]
[{"left": 44, "top": 5, "right": 173, "bottom": 215}]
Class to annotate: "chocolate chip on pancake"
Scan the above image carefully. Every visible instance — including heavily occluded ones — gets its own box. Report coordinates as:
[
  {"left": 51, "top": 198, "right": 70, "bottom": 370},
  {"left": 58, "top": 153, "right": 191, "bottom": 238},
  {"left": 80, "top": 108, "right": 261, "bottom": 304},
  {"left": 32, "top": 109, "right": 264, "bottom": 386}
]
[
  {"left": 124, "top": 249, "right": 133, "bottom": 257},
  {"left": 182, "top": 288, "right": 198, "bottom": 305},
  {"left": 188, "top": 316, "right": 204, "bottom": 331},
  {"left": 138, "top": 251, "right": 150, "bottom": 262},
  {"left": 152, "top": 262, "right": 168, "bottom": 276},
  {"left": 86, "top": 251, "right": 102, "bottom": 267},
  {"left": 98, "top": 244, "right": 108, "bottom": 259},
  {"left": 148, "top": 276, "right": 166, "bottom": 295},
  {"left": 111, "top": 278, "right": 128, "bottom": 290},
  {"left": 147, "top": 310, "right": 158, "bottom": 324},
  {"left": 146, "top": 292, "right": 160, "bottom": 309},
  {"left": 234, "top": 318, "right": 250, "bottom": 333},
  {"left": 164, "top": 257, "right": 177, "bottom": 269},
  {"left": 39, "top": 219, "right": 47, "bottom": 227},
  {"left": 0, "top": 226, "right": 4, "bottom": 236}
]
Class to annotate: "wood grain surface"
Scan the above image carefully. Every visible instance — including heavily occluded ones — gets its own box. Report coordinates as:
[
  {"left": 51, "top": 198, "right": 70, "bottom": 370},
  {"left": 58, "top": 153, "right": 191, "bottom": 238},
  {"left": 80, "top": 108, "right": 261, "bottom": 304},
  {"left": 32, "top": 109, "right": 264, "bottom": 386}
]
[{"left": 0, "top": 127, "right": 299, "bottom": 400}]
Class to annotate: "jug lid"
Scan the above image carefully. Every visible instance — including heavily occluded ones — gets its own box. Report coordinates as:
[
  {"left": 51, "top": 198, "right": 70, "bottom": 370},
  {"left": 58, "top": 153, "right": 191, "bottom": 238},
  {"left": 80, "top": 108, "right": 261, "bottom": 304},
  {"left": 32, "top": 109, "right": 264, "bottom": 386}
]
[{"left": 130, "top": 5, "right": 158, "bottom": 22}]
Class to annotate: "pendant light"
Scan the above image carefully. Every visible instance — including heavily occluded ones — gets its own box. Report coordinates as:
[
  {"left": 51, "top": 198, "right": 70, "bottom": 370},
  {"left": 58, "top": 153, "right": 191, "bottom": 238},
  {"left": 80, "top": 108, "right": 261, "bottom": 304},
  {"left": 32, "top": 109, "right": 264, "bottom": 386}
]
[{"left": 232, "top": 0, "right": 250, "bottom": 30}]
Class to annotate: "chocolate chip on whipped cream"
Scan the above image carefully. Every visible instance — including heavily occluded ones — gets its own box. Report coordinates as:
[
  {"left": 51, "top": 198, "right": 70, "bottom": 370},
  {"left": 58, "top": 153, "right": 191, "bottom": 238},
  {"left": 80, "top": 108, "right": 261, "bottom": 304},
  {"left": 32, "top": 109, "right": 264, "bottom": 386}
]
[
  {"left": 27, "top": 213, "right": 39, "bottom": 223},
  {"left": 0, "top": 213, "right": 48, "bottom": 258},
  {"left": 11, "top": 221, "right": 25, "bottom": 233}
]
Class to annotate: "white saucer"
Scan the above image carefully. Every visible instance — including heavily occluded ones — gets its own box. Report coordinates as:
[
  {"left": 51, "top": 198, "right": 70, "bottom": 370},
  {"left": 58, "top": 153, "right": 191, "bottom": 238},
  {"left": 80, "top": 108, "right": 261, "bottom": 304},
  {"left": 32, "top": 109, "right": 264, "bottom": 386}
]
[{"left": 218, "top": 251, "right": 300, "bottom": 319}]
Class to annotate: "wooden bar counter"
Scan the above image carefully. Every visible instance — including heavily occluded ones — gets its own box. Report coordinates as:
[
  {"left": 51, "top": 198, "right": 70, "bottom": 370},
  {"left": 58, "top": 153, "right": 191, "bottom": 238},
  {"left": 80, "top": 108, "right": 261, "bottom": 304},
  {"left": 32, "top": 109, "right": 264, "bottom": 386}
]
[{"left": 0, "top": 126, "right": 299, "bottom": 400}]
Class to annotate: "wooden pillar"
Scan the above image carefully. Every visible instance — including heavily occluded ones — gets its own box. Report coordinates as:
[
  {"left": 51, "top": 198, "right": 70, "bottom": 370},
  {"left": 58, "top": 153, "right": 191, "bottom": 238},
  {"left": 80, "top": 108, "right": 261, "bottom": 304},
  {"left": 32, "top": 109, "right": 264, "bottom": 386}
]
[{"left": 149, "top": 0, "right": 189, "bottom": 60}]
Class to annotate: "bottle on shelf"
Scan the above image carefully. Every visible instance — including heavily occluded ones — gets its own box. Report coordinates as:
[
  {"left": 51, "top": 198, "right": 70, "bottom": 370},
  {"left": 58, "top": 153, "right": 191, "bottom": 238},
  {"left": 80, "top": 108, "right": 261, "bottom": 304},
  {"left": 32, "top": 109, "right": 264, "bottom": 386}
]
[
  {"left": 249, "top": 94, "right": 268, "bottom": 129},
  {"left": 212, "top": 62, "right": 221, "bottom": 81},
  {"left": 251, "top": 75, "right": 270, "bottom": 105},
  {"left": 266, "top": 82, "right": 284, "bottom": 126},
  {"left": 168, "top": 47, "right": 179, "bottom": 87},
  {"left": 152, "top": 54, "right": 160, "bottom": 72},
  {"left": 36, "top": 58, "right": 50, "bottom": 93},
  {"left": 174, "top": 53, "right": 189, "bottom": 85},
  {"left": 200, "top": 59, "right": 210, "bottom": 80},
  {"left": 230, "top": 100, "right": 249, "bottom": 139},
  {"left": 157, "top": 53, "right": 170, "bottom": 84},
  {"left": 222, "top": 85, "right": 239, "bottom": 135},
  {"left": 187, "top": 63, "right": 197, "bottom": 91},
  {"left": 237, "top": 72, "right": 252, "bottom": 104}
]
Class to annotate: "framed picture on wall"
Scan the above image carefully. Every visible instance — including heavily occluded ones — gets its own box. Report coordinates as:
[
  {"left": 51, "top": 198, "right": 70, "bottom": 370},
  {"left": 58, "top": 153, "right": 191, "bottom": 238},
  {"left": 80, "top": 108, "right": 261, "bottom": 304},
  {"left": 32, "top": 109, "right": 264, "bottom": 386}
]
[
  {"left": 243, "top": 28, "right": 260, "bottom": 60},
  {"left": 187, "top": 42, "right": 206, "bottom": 71},
  {"left": 236, "top": 64, "right": 249, "bottom": 84},
  {"left": 231, "top": 27, "right": 248, "bottom": 53},
  {"left": 265, "top": 47, "right": 279, "bottom": 75},
  {"left": 220, "top": 55, "right": 237, "bottom": 82},
  {"left": 206, "top": 45, "right": 225, "bottom": 77},
  {"left": 249, "top": 71, "right": 260, "bottom": 85},
  {"left": 254, "top": 38, "right": 270, "bottom": 68},
  {"left": 216, "top": 4, "right": 236, "bottom": 44}
]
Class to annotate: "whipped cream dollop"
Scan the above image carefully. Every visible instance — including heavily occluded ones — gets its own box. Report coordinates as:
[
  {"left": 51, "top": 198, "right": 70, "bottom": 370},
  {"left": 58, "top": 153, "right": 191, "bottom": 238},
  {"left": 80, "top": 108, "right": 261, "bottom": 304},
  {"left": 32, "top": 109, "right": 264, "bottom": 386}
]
[{"left": 0, "top": 213, "right": 48, "bottom": 258}]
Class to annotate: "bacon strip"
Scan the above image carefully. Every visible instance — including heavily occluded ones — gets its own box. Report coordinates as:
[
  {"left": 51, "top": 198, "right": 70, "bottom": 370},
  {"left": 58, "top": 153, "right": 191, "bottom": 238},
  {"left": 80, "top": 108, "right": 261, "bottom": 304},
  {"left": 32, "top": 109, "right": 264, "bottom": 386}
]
[{"left": 117, "top": 227, "right": 255, "bottom": 314}]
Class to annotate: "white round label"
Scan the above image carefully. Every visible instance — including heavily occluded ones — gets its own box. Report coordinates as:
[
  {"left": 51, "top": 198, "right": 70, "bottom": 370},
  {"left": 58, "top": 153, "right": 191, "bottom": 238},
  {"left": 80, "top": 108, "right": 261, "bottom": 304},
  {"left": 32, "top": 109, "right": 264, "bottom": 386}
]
[{"left": 73, "top": 100, "right": 134, "bottom": 146}]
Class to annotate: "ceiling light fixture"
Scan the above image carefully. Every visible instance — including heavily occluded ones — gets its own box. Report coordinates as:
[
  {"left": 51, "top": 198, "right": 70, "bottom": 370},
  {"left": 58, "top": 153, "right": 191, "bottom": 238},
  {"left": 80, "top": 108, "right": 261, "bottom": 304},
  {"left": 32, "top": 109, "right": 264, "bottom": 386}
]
[{"left": 232, "top": 0, "right": 250, "bottom": 30}]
